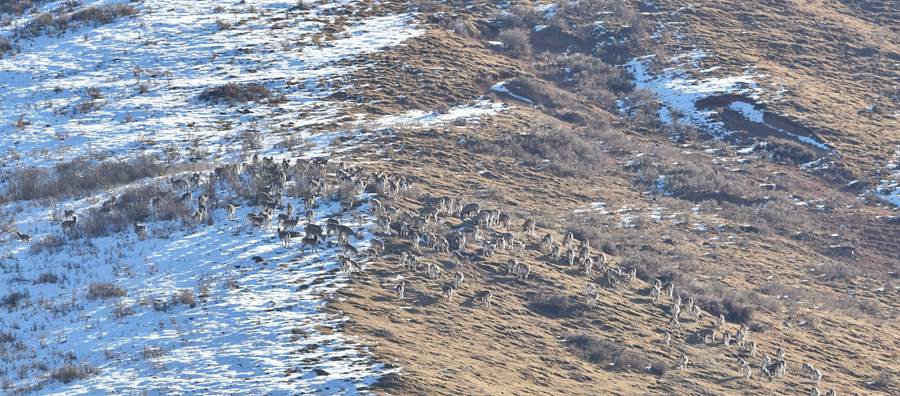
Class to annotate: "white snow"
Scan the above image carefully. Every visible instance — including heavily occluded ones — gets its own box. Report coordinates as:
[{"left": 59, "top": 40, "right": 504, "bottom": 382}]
[
  {"left": 0, "top": 0, "right": 426, "bottom": 393},
  {"left": 0, "top": 0, "right": 422, "bottom": 169},
  {"left": 376, "top": 100, "right": 506, "bottom": 127},
  {"left": 491, "top": 81, "right": 534, "bottom": 104},
  {"left": 728, "top": 101, "right": 764, "bottom": 123},
  {"left": 627, "top": 54, "right": 760, "bottom": 136},
  {"left": 628, "top": 52, "right": 831, "bottom": 151}
]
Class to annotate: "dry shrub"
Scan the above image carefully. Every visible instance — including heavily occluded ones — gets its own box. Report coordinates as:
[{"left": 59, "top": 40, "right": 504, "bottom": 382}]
[
  {"left": 566, "top": 334, "right": 666, "bottom": 376},
  {"left": 50, "top": 363, "right": 98, "bottom": 384},
  {"left": 34, "top": 272, "right": 60, "bottom": 284},
  {"left": 622, "top": 88, "right": 661, "bottom": 129},
  {"left": 412, "top": 0, "right": 447, "bottom": 12},
  {"left": 1, "top": 0, "right": 49, "bottom": 15},
  {"left": 174, "top": 289, "right": 197, "bottom": 308},
  {"left": 538, "top": 53, "right": 631, "bottom": 109},
  {"left": 1, "top": 290, "right": 29, "bottom": 310},
  {"left": 199, "top": 83, "right": 272, "bottom": 105},
  {"left": 79, "top": 184, "right": 191, "bottom": 238},
  {"left": 87, "top": 282, "right": 126, "bottom": 300},
  {"left": 0, "top": 331, "right": 14, "bottom": 344},
  {"left": 528, "top": 293, "right": 588, "bottom": 318},
  {"left": 498, "top": 28, "right": 532, "bottom": 57},
  {"left": 112, "top": 303, "right": 136, "bottom": 318},
  {"left": 761, "top": 137, "right": 819, "bottom": 164},
  {"left": 463, "top": 124, "right": 608, "bottom": 177},
  {"left": 17, "top": 4, "right": 137, "bottom": 38},
  {"left": 3, "top": 155, "right": 169, "bottom": 202},
  {"left": 29, "top": 234, "right": 67, "bottom": 255},
  {"left": 0, "top": 37, "right": 13, "bottom": 56},
  {"left": 867, "top": 371, "right": 896, "bottom": 391}
]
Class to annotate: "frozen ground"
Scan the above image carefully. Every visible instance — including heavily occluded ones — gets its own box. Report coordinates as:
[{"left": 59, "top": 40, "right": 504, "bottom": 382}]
[
  {"left": 0, "top": 0, "right": 420, "bottom": 168},
  {"left": 0, "top": 0, "right": 452, "bottom": 394},
  {"left": 626, "top": 51, "right": 829, "bottom": 151}
]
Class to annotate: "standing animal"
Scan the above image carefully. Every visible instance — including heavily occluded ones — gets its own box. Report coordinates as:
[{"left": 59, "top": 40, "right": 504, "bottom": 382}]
[
  {"left": 61, "top": 216, "right": 77, "bottom": 234},
  {"left": 395, "top": 280, "right": 406, "bottom": 300}
]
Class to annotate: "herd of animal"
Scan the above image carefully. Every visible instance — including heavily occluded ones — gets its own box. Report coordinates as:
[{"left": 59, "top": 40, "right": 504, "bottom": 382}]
[{"left": 1, "top": 154, "right": 839, "bottom": 394}]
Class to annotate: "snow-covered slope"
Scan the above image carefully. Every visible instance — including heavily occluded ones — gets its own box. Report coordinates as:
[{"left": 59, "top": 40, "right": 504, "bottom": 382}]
[
  {"left": 0, "top": 0, "right": 436, "bottom": 394},
  {"left": 0, "top": 0, "right": 420, "bottom": 168}
]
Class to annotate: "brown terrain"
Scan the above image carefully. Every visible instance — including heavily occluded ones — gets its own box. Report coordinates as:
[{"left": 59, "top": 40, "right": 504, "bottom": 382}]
[{"left": 322, "top": 1, "right": 898, "bottom": 395}]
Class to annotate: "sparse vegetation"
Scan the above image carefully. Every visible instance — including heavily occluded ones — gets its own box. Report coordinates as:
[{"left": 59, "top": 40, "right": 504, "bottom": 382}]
[
  {"left": 566, "top": 334, "right": 666, "bottom": 376},
  {"left": 87, "top": 282, "right": 126, "bottom": 300},
  {"left": 2, "top": 155, "right": 171, "bottom": 203},
  {"left": 1, "top": 290, "right": 29, "bottom": 311},
  {"left": 15, "top": 4, "right": 138, "bottom": 39},
  {"left": 528, "top": 293, "right": 588, "bottom": 318},
  {"left": 49, "top": 363, "right": 98, "bottom": 384},
  {"left": 463, "top": 123, "right": 610, "bottom": 177},
  {"left": 498, "top": 28, "right": 531, "bottom": 58},
  {"left": 199, "top": 83, "right": 272, "bottom": 105}
]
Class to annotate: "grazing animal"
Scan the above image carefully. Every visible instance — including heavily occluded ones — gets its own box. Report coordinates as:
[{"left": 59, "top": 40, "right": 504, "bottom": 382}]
[
  {"left": 517, "top": 262, "right": 530, "bottom": 282},
  {"left": 802, "top": 363, "right": 822, "bottom": 383},
  {"left": 15, "top": 232, "right": 31, "bottom": 243},
  {"left": 474, "top": 290, "right": 492, "bottom": 308},
  {"left": 300, "top": 233, "right": 319, "bottom": 251},
  {"left": 678, "top": 354, "right": 689, "bottom": 370},
  {"left": 305, "top": 223, "right": 325, "bottom": 238},
  {"left": 507, "top": 258, "right": 519, "bottom": 275},
  {"left": 522, "top": 219, "right": 536, "bottom": 235},
  {"left": 63, "top": 209, "right": 76, "bottom": 221},
  {"left": 442, "top": 283, "right": 455, "bottom": 301},
  {"left": 453, "top": 271, "right": 464, "bottom": 288},
  {"left": 279, "top": 216, "right": 300, "bottom": 231},
  {"left": 739, "top": 358, "right": 752, "bottom": 379}
]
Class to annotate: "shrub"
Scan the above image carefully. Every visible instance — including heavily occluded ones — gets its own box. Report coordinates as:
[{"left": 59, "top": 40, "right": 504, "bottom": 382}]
[
  {"left": 412, "top": 0, "right": 447, "bottom": 12},
  {"left": 498, "top": 28, "right": 532, "bottom": 57},
  {"left": 463, "top": 124, "right": 608, "bottom": 177},
  {"left": 29, "top": 234, "right": 67, "bottom": 255},
  {"left": 199, "top": 83, "right": 272, "bottom": 105},
  {"left": 50, "top": 363, "right": 98, "bottom": 384},
  {"left": 112, "top": 303, "right": 136, "bottom": 318},
  {"left": 528, "top": 293, "right": 588, "bottom": 318},
  {"left": 79, "top": 183, "right": 191, "bottom": 238},
  {"left": 34, "top": 272, "right": 61, "bottom": 284},
  {"left": 174, "top": 289, "right": 197, "bottom": 308},
  {"left": 0, "top": 37, "right": 12, "bottom": 56},
  {"left": 16, "top": 4, "right": 137, "bottom": 38},
  {"left": 761, "top": 137, "right": 818, "bottom": 164},
  {"left": 867, "top": 371, "right": 895, "bottom": 391},
  {"left": 87, "top": 282, "right": 126, "bottom": 300},
  {"left": 2, "top": 155, "right": 170, "bottom": 202},
  {"left": 1, "top": 290, "right": 29, "bottom": 310},
  {"left": 538, "top": 53, "right": 632, "bottom": 109},
  {"left": 566, "top": 334, "right": 666, "bottom": 376},
  {"left": 0, "top": 331, "right": 15, "bottom": 343}
]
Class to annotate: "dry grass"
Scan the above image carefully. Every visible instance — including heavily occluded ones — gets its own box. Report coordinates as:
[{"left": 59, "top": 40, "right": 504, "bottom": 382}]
[
  {"left": 497, "top": 28, "right": 531, "bottom": 58},
  {"left": 16, "top": 4, "right": 138, "bottom": 39},
  {"left": 463, "top": 123, "right": 610, "bottom": 177},
  {"left": 199, "top": 83, "right": 272, "bottom": 105},
  {"left": 86, "top": 282, "right": 126, "bottom": 300},
  {"left": 2, "top": 155, "right": 170, "bottom": 203},
  {"left": 566, "top": 334, "right": 667, "bottom": 376},
  {"left": 49, "top": 363, "right": 98, "bottom": 384},
  {"left": 1, "top": 290, "right": 29, "bottom": 311}
]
